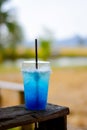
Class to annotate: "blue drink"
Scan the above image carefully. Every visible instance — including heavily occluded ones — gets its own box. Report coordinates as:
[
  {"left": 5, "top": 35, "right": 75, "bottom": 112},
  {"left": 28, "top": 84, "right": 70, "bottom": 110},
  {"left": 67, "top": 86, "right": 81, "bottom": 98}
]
[{"left": 22, "top": 61, "right": 51, "bottom": 110}]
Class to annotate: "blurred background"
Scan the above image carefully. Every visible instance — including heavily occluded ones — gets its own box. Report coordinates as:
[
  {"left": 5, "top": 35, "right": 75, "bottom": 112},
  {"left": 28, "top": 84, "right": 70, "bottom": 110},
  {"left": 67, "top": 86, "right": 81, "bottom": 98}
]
[{"left": 0, "top": 0, "right": 87, "bottom": 129}]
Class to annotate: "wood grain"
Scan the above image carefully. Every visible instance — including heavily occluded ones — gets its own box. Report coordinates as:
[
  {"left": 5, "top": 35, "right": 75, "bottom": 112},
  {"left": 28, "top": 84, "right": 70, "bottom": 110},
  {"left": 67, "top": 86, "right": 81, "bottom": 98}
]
[{"left": 0, "top": 103, "right": 69, "bottom": 130}]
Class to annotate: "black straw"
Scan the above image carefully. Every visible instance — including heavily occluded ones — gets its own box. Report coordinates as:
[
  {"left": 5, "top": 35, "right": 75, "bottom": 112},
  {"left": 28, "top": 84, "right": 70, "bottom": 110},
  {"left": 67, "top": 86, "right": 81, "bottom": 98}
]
[{"left": 35, "top": 39, "right": 38, "bottom": 69}]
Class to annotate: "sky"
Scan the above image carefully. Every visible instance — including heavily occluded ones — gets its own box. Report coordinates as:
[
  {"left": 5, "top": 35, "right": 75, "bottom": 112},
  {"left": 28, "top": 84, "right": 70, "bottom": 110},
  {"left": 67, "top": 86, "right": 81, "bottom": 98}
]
[{"left": 5, "top": 0, "right": 87, "bottom": 40}]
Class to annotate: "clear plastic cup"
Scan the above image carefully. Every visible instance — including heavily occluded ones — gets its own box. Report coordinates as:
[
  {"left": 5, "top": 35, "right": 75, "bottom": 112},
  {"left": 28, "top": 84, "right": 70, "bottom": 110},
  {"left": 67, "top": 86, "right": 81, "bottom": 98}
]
[{"left": 21, "top": 60, "right": 51, "bottom": 110}]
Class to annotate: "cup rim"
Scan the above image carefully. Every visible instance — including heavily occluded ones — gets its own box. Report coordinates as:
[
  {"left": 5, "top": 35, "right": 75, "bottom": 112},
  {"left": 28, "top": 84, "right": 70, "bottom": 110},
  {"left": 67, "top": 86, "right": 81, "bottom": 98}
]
[{"left": 23, "top": 60, "right": 50, "bottom": 64}]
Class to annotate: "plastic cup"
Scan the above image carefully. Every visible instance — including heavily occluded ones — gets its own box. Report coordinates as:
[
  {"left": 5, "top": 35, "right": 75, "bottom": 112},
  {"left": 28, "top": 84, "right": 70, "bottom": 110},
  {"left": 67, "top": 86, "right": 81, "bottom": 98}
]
[{"left": 21, "top": 61, "right": 51, "bottom": 110}]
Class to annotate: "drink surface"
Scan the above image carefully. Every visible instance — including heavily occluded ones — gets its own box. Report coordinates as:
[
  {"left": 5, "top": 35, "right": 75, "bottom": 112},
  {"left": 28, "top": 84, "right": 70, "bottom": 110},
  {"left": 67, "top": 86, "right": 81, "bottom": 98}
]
[{"left": 22, "top": 70, "right": 50, "bottom": 110}]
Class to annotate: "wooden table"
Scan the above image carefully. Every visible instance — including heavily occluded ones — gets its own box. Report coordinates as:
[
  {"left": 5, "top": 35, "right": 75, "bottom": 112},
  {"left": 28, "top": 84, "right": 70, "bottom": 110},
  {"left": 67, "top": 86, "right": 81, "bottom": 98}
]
[{"left": 0, "top": 103, "right": 69, "bottom": 130}]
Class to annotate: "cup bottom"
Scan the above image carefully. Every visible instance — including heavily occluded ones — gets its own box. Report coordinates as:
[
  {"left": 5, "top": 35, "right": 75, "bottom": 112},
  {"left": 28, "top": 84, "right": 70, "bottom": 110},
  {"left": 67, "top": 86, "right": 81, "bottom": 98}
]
[{"left": 25, "top": 104, "right": 47, "bottom": 111}]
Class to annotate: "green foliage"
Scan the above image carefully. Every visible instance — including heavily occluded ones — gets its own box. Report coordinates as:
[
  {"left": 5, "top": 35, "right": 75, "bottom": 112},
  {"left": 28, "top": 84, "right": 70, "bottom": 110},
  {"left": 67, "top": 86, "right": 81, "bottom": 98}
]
[
  {"left": 0, "top": 47, "right": 35, "bottom": 62},
  {"left": 8, "top": 127, "right": 21, "bottom": 130},
  {"left": 0, "top": 0, "right": 23, "bottom": 48},
  {"left": 0, "top": 0, "right": 9, "bottom": 7},
  {"left": 40, "top": 39, "right": 51, "bottom": 60}
]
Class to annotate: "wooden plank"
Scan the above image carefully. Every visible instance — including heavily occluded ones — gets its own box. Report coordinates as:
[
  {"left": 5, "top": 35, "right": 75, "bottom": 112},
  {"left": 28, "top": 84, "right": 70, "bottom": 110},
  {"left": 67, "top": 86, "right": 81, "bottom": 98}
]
[
  {"left": 0, "top": 88, "right": 2, "bottom": 107},
  {"left": 0, "top": 104, "right": 69, "bottom": 130},
  {"left": 30, "top": 104, "right": 69, "bottom": 122},
  {"left": 19, "top": 91, "right": 24, "bottom": 104},
  {"left": 0, "top": 105, "right": 35, "bottom": 130},
  {"left": 0, "top": 81, "right": 24, "bottom": 91}
]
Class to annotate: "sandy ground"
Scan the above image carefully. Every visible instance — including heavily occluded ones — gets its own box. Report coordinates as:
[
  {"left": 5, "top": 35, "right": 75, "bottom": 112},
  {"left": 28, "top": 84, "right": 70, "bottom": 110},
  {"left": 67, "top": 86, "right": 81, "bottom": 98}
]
[
  {"left": 49, "top": 68, "right": 87, "bottom": 129},
  {"left": 0, "top": 67, "right": 87, "bottom": 129}
]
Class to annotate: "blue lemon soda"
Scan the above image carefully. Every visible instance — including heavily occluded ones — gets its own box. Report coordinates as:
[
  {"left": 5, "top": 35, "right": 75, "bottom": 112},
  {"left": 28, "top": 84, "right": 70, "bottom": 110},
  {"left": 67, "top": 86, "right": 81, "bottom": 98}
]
[{"left": 22, "top": 61, "right": 51, "bottom": 110}]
